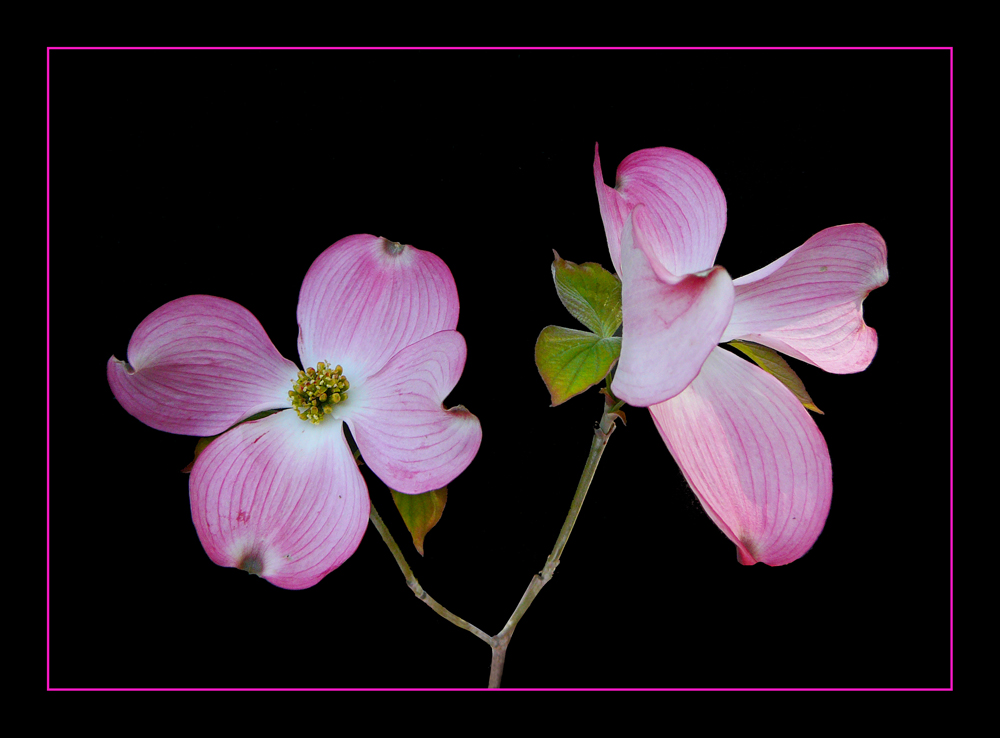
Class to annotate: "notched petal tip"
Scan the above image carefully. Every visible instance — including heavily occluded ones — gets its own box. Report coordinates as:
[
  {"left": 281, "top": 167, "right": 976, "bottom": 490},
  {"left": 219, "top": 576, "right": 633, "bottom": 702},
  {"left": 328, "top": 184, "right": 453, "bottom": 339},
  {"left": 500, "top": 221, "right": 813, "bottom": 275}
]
[
  {"left": 593, "top": 143, "right": 630, "bottom": 277},
  {"left": 237, "top": 547, "right": 266, "bottom": 576},
  {"left": 736, "top": 537, "right": 761, "bottom": 566},
  {"left": 380, "top": 237, "right": 408, "bottom": 256},
  {"left": 109, "top": 355, "right": 135, "bottom": 375}
]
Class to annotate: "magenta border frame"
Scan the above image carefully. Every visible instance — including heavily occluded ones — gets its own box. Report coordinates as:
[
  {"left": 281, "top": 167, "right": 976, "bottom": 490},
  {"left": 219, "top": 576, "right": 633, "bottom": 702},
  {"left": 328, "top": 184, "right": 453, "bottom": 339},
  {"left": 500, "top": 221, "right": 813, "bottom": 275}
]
[{"left": 45, "top": 46, "right": 955, "bottom": 692}]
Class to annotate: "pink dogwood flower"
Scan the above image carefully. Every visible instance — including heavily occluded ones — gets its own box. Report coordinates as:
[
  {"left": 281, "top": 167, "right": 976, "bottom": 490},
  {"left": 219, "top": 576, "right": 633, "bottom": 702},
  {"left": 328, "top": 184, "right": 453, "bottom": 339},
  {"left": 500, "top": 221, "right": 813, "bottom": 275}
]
[
  {"left": 594, "top": 145, "right": 887, "bottom": 565},
  {"left": 108, "top": 235, "right": 482, "bottom": 589}
]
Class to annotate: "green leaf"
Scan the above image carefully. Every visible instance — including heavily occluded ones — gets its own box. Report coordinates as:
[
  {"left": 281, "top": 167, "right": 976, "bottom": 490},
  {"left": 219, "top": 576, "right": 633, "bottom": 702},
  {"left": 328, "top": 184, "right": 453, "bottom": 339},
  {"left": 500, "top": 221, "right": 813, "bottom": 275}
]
[
  {"left": 535, "top": 325, "right": 622, "bottom": 406},
  {"left": 552, "top": 251, "right": 622, "bottom": 338},
  {"left": 390, "top": 487, "right": 448, "bottom": 556},
  {"left": 728, "top": 340, "right": 824, "bottom": 414}
]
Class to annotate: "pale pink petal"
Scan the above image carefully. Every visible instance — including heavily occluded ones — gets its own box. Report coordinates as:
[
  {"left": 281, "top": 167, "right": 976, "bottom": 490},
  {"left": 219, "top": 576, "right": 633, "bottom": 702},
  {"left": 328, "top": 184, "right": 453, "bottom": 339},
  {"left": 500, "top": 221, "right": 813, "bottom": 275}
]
[
  {"left": 594, "top": 143, "right": 727, "bottom": 277},
  {"left": 107, "top": 295, "right": 299, "bottom": 436},
  {"left": 346, "top": 331, "right": 482, "bottom": 494},
  {"left": 593, "top": 143, "right": 630, "bottom": 276},
  {"left": 296, "top": 234, "right": 460, "bottom": 382},
  {"left": 721, "top": 224, "right": 888, "bottom": 373},
  {"left": 649, "top": 347, "right": 832, "bottom": 566},
  {"left": 612, "top": 207, "right": 735, "bottom": 407},
  {"left": 189, "top": 409, "right": 370, "bottom": 590}
]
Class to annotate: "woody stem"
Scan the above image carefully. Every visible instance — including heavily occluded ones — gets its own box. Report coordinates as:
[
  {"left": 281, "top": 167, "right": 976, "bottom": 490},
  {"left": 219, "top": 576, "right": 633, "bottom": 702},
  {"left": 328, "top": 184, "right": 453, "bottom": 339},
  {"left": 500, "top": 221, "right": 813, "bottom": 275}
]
[
  {"left": 368, "top": 500, "right": 492, "bottom": 646},
  {"left": 487, "top": 396, "right": 619, "bottom": 688}
]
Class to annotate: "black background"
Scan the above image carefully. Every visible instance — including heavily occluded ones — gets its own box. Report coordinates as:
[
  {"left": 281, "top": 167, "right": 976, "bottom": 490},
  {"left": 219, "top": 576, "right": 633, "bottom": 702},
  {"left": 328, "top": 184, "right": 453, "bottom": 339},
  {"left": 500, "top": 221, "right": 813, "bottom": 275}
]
[{"left": 50, "top": 49, "right": 951, "bottom": 689}]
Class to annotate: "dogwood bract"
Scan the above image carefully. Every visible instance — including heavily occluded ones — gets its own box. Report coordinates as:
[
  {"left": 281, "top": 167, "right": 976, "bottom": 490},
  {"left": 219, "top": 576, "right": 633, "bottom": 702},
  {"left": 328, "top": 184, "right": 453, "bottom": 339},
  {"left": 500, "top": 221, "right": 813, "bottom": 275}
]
[
  {"left": 594, "top": 145, "right": 887, "bottom": 565},
  {"left": 108, "top": 235, "right": 482, "bottom": 589}
]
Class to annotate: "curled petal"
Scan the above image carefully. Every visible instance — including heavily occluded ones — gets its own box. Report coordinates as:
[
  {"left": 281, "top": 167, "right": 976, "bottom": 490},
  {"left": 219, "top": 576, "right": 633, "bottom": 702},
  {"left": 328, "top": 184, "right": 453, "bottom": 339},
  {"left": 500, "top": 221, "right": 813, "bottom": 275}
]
[
  {"left": 721, "top": 224, "right": 888, "bottom": 373},
  {"left": 649, "top": 347, "right": 832, "bottom": 566},
  {"left": 593, "top": 143, "right": 630, "bottom": 277},
  {"left": 594, "top": 143, "right": 727, "bottom": 277},
  {"left": 347, "top": 331, "right": 482, "bottom": 494},
  {"left": 612, "top": 207, "right": 734, "bottom": 407},
  {"left": 297, "top": 234, "right": 460, "bottom": 382},
  {"left": 107, "top": 295, "right": 298, "bottom": 436},
  {"left": 190, "top": 409, "right": 370, "bottom": 590}
]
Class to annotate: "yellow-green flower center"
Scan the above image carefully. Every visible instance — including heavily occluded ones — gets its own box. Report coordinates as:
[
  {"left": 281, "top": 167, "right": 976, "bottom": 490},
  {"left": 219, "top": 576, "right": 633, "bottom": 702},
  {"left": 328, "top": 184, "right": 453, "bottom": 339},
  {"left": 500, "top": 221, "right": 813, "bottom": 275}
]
[{"left": 289, "top": 362, "right": 350, "bottom": 424}]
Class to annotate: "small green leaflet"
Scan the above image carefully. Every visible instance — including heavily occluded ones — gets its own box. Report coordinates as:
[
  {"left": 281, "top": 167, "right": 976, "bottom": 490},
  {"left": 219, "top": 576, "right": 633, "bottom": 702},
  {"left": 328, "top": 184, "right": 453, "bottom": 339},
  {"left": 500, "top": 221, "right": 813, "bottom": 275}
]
[
  {"left": 728, "top": 340, "right": 823, "bottom": 414},
  {"left": 390, "top": 487, "right": 448, "bottom": 556},
  {"left": 535, "top": 327, "right": 621, "bottom": 406},
  {"left": 536, "top": 253, "right": 623, "bottom": 405},
  {"left": 551, "top": 251, "right": 622, "bottom": 337}
]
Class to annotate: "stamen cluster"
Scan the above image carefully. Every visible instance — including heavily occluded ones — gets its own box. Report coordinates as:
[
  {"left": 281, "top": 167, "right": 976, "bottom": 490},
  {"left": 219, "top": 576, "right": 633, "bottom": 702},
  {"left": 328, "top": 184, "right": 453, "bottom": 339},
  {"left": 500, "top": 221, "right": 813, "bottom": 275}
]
[{"left": 289, "top": 362, "right": 350, "bottom": 423}]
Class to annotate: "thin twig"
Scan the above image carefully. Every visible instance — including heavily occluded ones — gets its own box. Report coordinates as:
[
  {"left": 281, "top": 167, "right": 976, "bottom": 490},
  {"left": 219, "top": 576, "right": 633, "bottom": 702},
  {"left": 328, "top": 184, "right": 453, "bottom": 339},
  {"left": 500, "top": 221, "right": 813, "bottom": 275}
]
[
  {"left": 368, "top": 502, "right": 492, "bottom": 646},
  {"left": 487, "top": 397, "right": 619, "bottom": 687}
]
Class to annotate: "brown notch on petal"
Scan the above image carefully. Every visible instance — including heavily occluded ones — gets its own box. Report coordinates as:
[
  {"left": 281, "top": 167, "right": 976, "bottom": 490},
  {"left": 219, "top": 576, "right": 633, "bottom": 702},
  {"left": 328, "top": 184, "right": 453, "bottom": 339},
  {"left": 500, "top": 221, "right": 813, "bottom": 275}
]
[
  {"left": 111, "top": 356, "right": 136, "bottom": 375},
  {"left": 380, "top": 237, "right": 407, "bottom": 256},
  {"left": 737, "top": 535, "right": 762, "bottom": 566},
  {"left": 237, "top": 545, "right": 265, "bottom": 577}
]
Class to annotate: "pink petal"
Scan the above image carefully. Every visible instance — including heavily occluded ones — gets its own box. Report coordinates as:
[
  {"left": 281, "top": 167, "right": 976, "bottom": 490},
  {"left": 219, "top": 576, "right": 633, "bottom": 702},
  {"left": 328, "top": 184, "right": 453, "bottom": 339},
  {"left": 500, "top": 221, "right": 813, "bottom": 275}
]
[
  {"left": 593, "top": 143, "right": 630, "bottom": 277},
  {"left": 107, "top": 295, "right": 299, "bottom": 436},
  {"left": 611, "top": 206, "right": 735, "bottom": 407},
  {"left": 594, "top": 143, "right": 727, "bottom": 277},
  {"left": 346, "top": 331, "right": 482, "bottom": 494},
  {"left": 649, "top": 347, "right": 832, "bottom": 566},
  {"left": 296, "top": 234, "right": 460, "bottom": 382},
  {"left": 189, "top": 409, "right": 370, "bottom": 590},
  {"left": 721, "top": 224, "right": 889, "bottom": 373}
]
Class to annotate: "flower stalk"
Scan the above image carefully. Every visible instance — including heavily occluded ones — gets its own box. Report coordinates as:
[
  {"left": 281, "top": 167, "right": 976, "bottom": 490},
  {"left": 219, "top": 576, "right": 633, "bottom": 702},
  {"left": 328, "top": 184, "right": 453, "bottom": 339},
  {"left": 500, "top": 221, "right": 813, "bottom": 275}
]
[
  {"left": 367, "top": 501, "right": 492, "bottom": 646},
  {"left": 370, "top": 389, "right": 620, "bottom": 688},
  {"left": 486, "top": 393, "right": 618, "bottom": 687}
]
